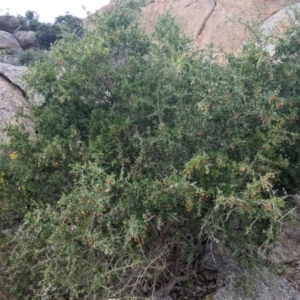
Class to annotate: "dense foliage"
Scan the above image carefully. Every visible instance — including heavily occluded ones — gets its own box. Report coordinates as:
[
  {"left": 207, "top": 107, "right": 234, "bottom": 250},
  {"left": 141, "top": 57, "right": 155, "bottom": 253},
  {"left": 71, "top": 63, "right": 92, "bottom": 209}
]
[
  {"left": 1, "top": 1, "right": 300, "bottom": 299},
  {"left": 18, "top": 10, "right": 82, "bottom": 49}
]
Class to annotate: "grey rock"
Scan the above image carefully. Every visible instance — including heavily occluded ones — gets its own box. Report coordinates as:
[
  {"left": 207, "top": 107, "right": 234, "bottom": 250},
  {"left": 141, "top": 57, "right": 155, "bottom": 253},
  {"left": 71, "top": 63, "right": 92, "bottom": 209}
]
[
  {"left": 14, "top": 31, "right": 37, "bottom": 50},
  {"left": 0, "top": 30, "right": 22, "bottom": 65},
  {"left": 270, "top": 224, "right": 300, "bottom": 265},
  {"left": 0, "top": 30, "right": 20, "bottom": 49},
  {"left": 214, "top": 276, "right": 300, "bottom": 300},
  {"left": 0, "top": 62, "right": 44, "bottom": 105},
  {"left": 0, "top": 61, "right": 27, "bottom": 87},
  {"left": 200, "top": 241, "right": 243, "bottom": 287},
  {"left": 0, "top": 63, "right": 34, "bottom": 142},
  {"left": 261, "top": 4, "right": 300, "bottom": 36},
  {"left": 0, "top": 15, "right": 20, "bottom": 33},
  {"left": 200, "top": 241, "right": 300, "bottom": 300},
  {"left": 261, "top": 4, "right": 300, "bottom": 55},
  {"left": 0, "top": 48, "right": 22, "bottom": 66},
  {"left": 265, "top": 195, "right": 300, "bottom": 290}
]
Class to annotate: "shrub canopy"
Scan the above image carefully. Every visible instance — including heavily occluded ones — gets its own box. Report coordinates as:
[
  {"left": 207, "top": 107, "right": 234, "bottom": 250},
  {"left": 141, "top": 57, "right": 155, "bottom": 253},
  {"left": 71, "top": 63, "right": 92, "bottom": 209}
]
[{"left": 1, "top": 1, "right": 300, "bottom": 299}]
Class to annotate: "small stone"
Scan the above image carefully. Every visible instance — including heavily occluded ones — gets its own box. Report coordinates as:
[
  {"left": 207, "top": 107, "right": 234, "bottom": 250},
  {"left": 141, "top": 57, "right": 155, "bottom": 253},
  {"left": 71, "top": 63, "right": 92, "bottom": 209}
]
[{"left": 196, "top": 286, "right": 202, "bottom": 293}]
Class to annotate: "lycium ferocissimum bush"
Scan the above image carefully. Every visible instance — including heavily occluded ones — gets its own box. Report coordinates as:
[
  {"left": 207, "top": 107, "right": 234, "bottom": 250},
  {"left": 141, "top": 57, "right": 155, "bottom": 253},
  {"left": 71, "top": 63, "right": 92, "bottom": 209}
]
[{"left": 1, "top": 1, "right": 300, "bottom": 298}]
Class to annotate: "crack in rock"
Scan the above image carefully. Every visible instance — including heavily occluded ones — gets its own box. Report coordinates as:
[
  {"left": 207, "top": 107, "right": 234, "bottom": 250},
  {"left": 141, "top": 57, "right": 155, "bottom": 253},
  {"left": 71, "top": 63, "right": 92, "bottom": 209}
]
[
  {"left": 0, "top": 73, "right": 28, "bottom": 101},
  {"left": 194, "top": 0, "right": 217, "bottom": 42},
  {"left": 185, "top": 0, "right": 198, "bottom": 8}
]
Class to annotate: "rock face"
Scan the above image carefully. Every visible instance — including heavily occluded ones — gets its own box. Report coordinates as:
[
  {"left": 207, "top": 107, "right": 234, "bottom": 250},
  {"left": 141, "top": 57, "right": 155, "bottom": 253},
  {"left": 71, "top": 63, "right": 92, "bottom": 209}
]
[
  {"left": 0, "top": 63, "right": 33, "bottom": 142},
  {"left": 140, "top": 0, "right": 299, "bottom": 53},
  {"left": 262, "top": 3, "right": 300, "bottom": 35},
  {"left": 94, "top": 0, "right": 298, "bottom": 54},
  {"left": 266, "top": 195, "right": 300, "bottom": 291},
  {"left": 0, "top": 30, "right": 21, "bottom": 50},
  {"left": 0, "top": 61, "right": 27, "bottom": 88},
  {"left": 0, "top": 30, "right": 23, "bottom": 65},
  {"left": 271, "top": 228, "right": 300, "bottom": 289},
  {"left": 214, "top": 276, "right": 300, "bottom": 300},
  {"left": 14, "top": 31, "right": 38, "bottom": 50},
  {"left": 261, "top": 3, "right": 300, "bottom": 54},
  {"left": 198, "top": 240, "right": 300, "bottom": 300},
  {"left": 0, "top": 15, "right": 39, "bottom": 65},
  {"left": 0, "top": 15, "right": 20, "bottom": 34},
  {"left": 199, "top": 241, "right": 243, "bottom": 288}
]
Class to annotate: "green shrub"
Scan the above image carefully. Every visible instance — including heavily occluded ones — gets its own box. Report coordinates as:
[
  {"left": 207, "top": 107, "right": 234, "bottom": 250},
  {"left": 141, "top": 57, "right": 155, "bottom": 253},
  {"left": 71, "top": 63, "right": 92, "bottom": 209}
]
[
  {"left": 1, "top": 1, "right": 300, "bottom": 298},
  {"left": 20, "top": 49, "right": 48, "bottom": 66}
]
